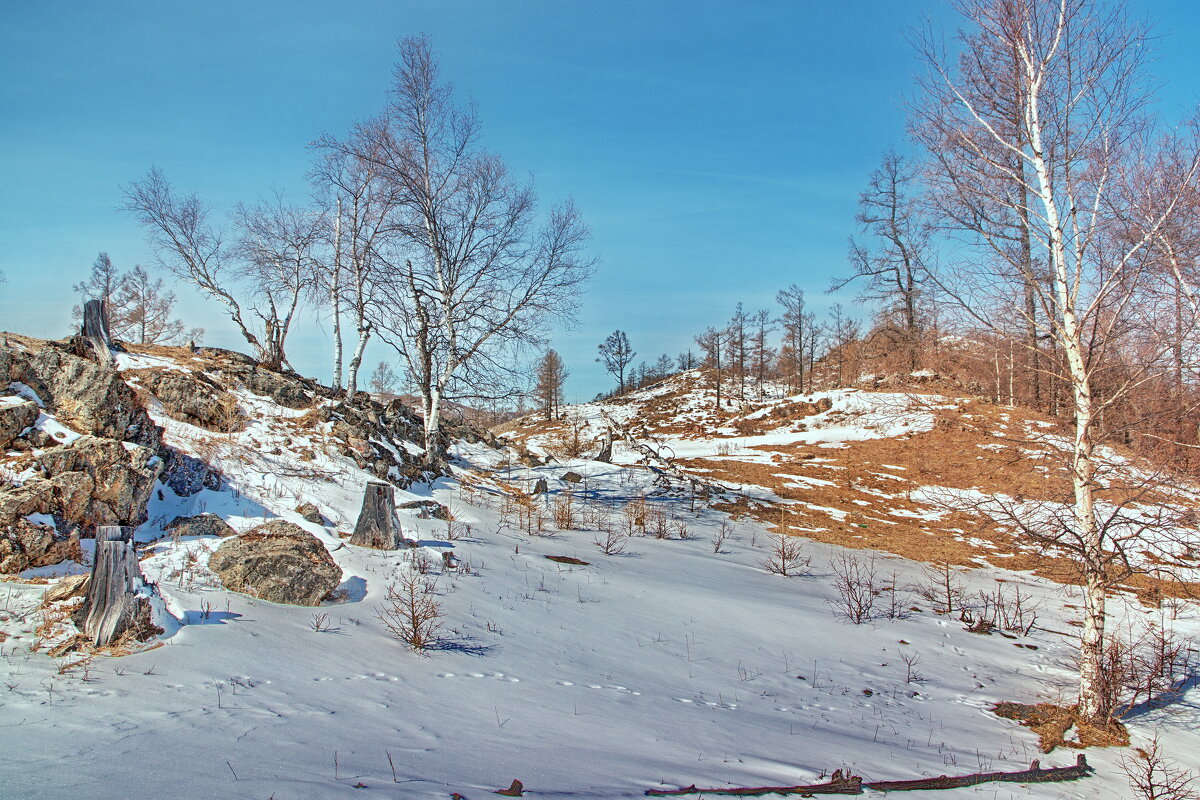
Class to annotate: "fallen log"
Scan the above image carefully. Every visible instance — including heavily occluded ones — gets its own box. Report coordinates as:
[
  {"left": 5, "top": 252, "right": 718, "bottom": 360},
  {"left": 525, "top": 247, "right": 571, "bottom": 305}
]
[{"left": 645, "top": 755, "right": 1092, "bottom": 796}]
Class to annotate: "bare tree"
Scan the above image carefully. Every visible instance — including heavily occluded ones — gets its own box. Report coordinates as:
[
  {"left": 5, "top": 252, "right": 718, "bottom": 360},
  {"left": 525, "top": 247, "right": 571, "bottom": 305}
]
[
  {"left": 832, "top": 148, "right": 932, "bottom": 372},
  {"left": 597, "top": 329, "right": 636, "bottom": 394},
  {"left": 368, "top": 360, "right": 399, "bottom": 395},
  {"left": 231, "top": 194, "right": 324, "bottom": 371},
  {"left": 355, "top": 36, "right": 592, "bottom": 468},
  {"left": 695, "top": 325, "right": 728, "bottom": 410},
  {"left": 777, "top": 284, "right": 816, "bottom": 393},
  {"left": 122, "top": 168, "right": 310, "bottom": 370},
  {"left": 911, "top": 0, "right": 1200, "bottom": 723},
  {"left": 534, "top": 348, "right": 568, "bottom": 420},
  {"left": 112, "top": 265, "right": 197, "bottom": 345},
  {"left": 72, "top": 252, "right": 131, "bottom": 337}
]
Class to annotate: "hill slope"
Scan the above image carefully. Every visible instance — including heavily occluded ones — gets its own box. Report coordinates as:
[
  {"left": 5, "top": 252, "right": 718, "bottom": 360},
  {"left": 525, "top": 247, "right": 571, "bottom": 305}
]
[{"left": 0, "top": 348, "right": 1197, "bottom": 799}]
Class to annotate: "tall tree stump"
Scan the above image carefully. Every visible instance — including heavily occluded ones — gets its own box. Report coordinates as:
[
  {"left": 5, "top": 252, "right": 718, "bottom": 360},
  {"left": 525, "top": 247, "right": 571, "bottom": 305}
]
[
  {"left": 81, "top": 298, "right": 115, "bottom": 366},
  {"left": 351, "top": 482, "right": 405, "bottom": 549},
  {"left": 81, "top": 526, "right": 146, "bottom": 646}
]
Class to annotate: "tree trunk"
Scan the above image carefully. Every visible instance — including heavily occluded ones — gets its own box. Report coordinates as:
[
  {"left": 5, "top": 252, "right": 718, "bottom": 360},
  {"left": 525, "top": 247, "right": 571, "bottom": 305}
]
[
  {"left": 331, "top": 197, "right": 345, "bottom": 391},
  {"left": 346, "top": 323, "right": 371, "bottom": 401},
  {"left": 81, "top": 299, "right": 114, "bottom": 367},
  {"left": 351, "top": 482, "right": 405, "bottom": 549},
  {"left": 81, "top": 526, "right": 146, "bottom": 647}
]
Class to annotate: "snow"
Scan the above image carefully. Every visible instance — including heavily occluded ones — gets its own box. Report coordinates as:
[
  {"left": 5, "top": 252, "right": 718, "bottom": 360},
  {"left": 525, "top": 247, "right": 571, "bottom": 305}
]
[{"left": 0, "top": 361, "right": 1197, "bottom": 799}]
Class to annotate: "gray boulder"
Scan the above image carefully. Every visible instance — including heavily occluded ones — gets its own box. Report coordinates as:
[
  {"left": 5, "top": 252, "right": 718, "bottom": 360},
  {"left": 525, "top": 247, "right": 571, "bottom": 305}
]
[
  {"left": 127, "top": 368, "right": 244, "bottom": 432},
  {"left": 0, "top": 517, "right": 78, "bottom": 574},
  {"left": 0, "top": 399, "right": 39, "bottom": 450},
  {"left": 166, "top": 513, "right": 236, "bottom": 539},
  {"left": 208, "top": 520, "right": 341, "bottom": 606}
]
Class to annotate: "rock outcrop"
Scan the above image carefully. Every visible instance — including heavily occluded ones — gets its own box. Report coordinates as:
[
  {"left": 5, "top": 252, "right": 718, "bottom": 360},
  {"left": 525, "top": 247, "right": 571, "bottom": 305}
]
[
  {"left": 126, "top": 368, "right": 244, "bottom": 432},
  {"left": 0, "top": 399, "right": 39, "bottom": 449},
  {"left": 1, "top": 336, "right": 165, "bottom": 573},
  {"left": 166, "top": 513, "right": 236, "bottom": 539},
  {"left": 207, "top": 520, "right": 341, "bottom": 605}
]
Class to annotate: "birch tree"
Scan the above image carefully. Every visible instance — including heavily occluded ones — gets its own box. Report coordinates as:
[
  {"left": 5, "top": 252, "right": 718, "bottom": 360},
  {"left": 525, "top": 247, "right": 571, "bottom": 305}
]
[
  {"left": 360, "top": 36, "right": 593, "bottom": 467},
  {"left": 912, "top": 0, "right": 1200, "bottom": 722},
  {"left": 311, "top": 131, "right": 400, "bottom": 398},
  {"left": 231, "top": 195, "right": 325, "bottom": 371},
  {"left": 122, "top": 168, "right": 313, "bottom": 370}
]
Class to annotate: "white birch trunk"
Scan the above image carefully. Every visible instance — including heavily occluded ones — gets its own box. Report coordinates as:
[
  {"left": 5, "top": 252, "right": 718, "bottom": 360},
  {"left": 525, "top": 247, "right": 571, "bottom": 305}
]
[{"left": 331, "top": 196, "right": 344, "bottom": 390}]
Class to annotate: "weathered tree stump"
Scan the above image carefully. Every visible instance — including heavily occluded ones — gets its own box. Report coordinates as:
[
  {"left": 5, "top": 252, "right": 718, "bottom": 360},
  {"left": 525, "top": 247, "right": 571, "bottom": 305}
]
[
  {"left": 594, "top": 428, "right": 613, "bottom": 463},
  {"left": 81, "top": 298, "right": 115, "bottom": 366},
  {"left": 81, "top": 525, "right": 146, "bottom": 646},
  {"left": 351, "top": 482, "right": 405, "bottom": 549}
]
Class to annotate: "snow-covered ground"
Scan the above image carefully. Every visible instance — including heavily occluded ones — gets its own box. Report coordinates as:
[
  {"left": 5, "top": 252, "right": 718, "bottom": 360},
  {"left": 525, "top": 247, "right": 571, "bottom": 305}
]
[{"left": 1, "top": 364, "right": 1198, "bottom": 799}]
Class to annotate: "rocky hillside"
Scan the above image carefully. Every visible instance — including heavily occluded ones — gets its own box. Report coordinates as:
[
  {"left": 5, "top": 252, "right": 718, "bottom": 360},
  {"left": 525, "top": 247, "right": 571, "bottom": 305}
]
[{"left": 0, "top": 334, "right": 495, "bottom": 576}]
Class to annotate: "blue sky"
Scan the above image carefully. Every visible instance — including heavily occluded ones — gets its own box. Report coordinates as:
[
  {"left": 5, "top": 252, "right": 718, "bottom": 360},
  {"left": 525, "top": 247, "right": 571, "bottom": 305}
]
[{"left": 3, "top": 1, "right": 1199, "bottom": 401}]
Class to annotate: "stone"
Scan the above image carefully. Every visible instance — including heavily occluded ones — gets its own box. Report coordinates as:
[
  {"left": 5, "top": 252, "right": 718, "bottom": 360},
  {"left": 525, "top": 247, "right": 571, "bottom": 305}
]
[
  {"left": 25, "top": 344, "right": 160, "bottom": 448},
  {"left": 34, "top": 435, "right": 162, "bottom": 530},
  {"left": 208, "top": 520, "right": 341, "bottom": 606},
  {"left": 398, "top": 499, "right": 450, "bottom": 521},
  {"left": 561, "top": 471, "right": 583, "bottom": 484},
  {"left": 161, "top": 449, "right": 223, "bottom": 497},
  {"left": 42, "top": 573, "right": 90, "bottom": 604},
  {"left": 0, "top": 517, "right": 77, "bottom": 574},
  {"left": 0, "top": 399, "right": 39, "bottom": 450},
  {"left": 165, "top": 513, "right": 236, "bottom": 538},
  {"left": 295, "top": 502, "right": 324, "bottom": 525},
  {"left": 127, "top": 368, "right": 244, "bottom": 432}
]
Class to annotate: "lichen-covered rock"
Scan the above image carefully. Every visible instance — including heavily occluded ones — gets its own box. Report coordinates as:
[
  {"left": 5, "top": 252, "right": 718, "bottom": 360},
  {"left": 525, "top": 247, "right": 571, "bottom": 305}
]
[
  {"left": 0, "top": 399, "right": 39, "bottom": 450},
  {"left": 208, "top": 521, "right": 341, "bottom": 606},
  {"left": 23, "top": 343, "right": 159, "bottom": 448},
  {"left": 166, "top": 513, "right": 236, "bottom": 538},
  {"left": 127, "top": 368, "right": 244, "bottom": 432},
  {"left": 398, "top": 499, "right": 450, "bottom": 520},
  {"left": 34, "top": 436, "right": 162, "bottom": 529},
  {"left": 295, "top": 503, "right": 324, "bottom": 525},
  {"left": 0, "top": 517, "right": 78, "bottom": 573},
  {"left": 42, "top": 573, "right": 89, "bottom": 604},
  {"left": 160, "top": 449, "right": 223, "bottom": 497}
]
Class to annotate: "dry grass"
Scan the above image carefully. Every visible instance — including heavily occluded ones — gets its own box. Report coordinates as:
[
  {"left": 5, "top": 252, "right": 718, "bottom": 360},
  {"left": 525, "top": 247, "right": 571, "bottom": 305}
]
[{"left": 992, "top": 702, "right": 1129, "bottom": 752}]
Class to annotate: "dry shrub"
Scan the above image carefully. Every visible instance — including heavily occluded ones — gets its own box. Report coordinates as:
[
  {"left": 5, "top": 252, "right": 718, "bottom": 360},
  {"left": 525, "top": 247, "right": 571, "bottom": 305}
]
[
  {"left": 593, "top": 517, "right": 629, "bottom": 555},
  {"left": 552, "top": 490, "right": 577, "bottom": 530},
  {"left": 760, "top": 533, "right": 812, "bottom": 577},
  {"left": 828, "top": 552, "right": 878, "bottom": 622},
  {"left": 1101, "top": 615, "right": 1194, "bottom": 718},
  {"left": 377, "top": 573, "right": 443, "bottom": 651},
  {"left": 1121, "top": 736, "right": 1199, "bottom": 800},
  {"left": 712, "top": 518, "right": 733, "bottom": 553}
]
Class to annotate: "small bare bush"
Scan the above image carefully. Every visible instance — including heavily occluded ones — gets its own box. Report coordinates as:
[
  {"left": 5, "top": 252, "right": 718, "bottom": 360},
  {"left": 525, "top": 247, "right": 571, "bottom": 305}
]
[
  {"left": 444, "top": 519, "right": 469, "bottom": 541},
  {"left": 1102, "top": 615, "right": 1194, "bottom": 718},
  {"left": 552, "top": 490, "right": 577, "bottom": 530},
  {"left": 646, "top": 507, "right": 670, "bottom": 539},
  {"left": 623, "top": 495, "right": 648, "bottom": 537},
  {"left": 918, "top": 561, "right": 967, "bottom": 614},
  {"left": 1121, "top": 735, "right": 1199, "bottom": 800},
  {"left": 377, "top": 574, "right": 443, "bottom": 652},
  {"left": 670, "top": 517, "right": 692, "bottom": 540},
  {"left": 829, "top": 552, "right": 878, "bottom": 624},
  {"left": 593, "top": 526, "right": 630, "bottom": 556},
  {"left": 760, "top": 534, "right": 811, "bottom": 577},
  {"left": 711, "top": 518, "right": 733, "bottom": 553}
]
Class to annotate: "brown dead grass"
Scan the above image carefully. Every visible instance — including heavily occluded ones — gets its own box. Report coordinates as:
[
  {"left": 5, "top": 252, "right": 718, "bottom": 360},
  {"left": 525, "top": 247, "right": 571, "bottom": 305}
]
[{"left": 992, "top": 702, "right": 1129, "bottom": 752}]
